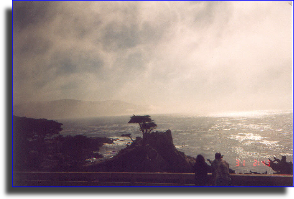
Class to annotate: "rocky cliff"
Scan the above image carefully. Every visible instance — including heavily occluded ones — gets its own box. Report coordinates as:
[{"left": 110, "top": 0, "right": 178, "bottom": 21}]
[{"left": 86, "top": 130, "right": 196, "bottom": 173}]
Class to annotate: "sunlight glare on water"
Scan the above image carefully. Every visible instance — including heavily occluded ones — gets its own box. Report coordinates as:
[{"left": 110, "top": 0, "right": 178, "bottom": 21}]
[{"left": 59, "top": 110, "right": 293, "bottom": 174}]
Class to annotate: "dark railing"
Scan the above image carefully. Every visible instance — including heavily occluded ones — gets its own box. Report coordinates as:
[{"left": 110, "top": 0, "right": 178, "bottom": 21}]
[{"left": 13, "top": 172, "right": 293, "bottom": 187}]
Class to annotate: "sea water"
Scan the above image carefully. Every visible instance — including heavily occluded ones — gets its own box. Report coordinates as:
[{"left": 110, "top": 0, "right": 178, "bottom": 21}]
[{"left": 58, "top": 110, "right": 293, "bottom": 174}]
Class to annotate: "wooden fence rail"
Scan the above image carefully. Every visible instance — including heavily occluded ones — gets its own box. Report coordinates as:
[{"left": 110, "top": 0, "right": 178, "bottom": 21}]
[{"left": 13, "top": 172, "right": 293, "bottom": 187}]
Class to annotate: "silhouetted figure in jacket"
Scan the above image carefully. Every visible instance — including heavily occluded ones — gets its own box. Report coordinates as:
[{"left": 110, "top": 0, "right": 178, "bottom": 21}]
[
  {"left": 210, "top": 153, "right": 231, "bottom": 186},
  {"left": 194, "top": 154, "right": 209, "bottom": 186}
]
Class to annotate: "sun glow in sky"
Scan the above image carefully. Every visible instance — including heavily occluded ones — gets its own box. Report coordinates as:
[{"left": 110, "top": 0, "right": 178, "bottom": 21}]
[{"left": 13, "top": 1, "right": 292, "bottom": 115}]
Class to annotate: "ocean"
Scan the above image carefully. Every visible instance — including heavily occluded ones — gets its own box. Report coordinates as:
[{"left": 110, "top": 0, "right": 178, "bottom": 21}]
[{"left": 58, "top": 110, "right": 293, "bottom": 174}]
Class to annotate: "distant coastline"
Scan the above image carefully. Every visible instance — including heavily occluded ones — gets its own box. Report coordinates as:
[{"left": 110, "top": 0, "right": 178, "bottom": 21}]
[{"left": 13, "top": 99, "right": 149, "bottom": 119}]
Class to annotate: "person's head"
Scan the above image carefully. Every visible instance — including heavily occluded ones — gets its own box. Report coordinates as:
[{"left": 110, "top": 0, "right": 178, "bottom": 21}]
[
  {"left": 215, "top": 152, "right": 223, "bottom": 160},
  {"left": 196, "top": 154, "right": 205, "bottom": 163}
]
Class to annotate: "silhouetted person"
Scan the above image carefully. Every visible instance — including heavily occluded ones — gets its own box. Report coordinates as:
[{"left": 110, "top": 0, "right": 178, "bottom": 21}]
[
  {"left": 264, "top": 156, "right": 293, "bottom": 174},
  {"left": 211, "top": 153, "right": 231, "bottom": 186},
  {"left": 194, "top": 154, "right": 209, "bottom": 186}
]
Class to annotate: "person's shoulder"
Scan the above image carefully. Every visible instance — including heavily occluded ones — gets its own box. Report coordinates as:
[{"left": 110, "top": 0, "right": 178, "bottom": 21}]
[
  {"left": 211, "top": 159, "right": 218, "bottom": 166},
  {"left": 222, "top": 160, "right": 229, "bottom": 165}
]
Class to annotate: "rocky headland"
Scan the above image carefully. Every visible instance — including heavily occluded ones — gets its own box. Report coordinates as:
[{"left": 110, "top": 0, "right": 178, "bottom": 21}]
[
  {"left": 13, "top": 115, "right": 236, "bottom": 173},
  {"left": 86, "top": 130, "right": 197, "bottom": 173}
]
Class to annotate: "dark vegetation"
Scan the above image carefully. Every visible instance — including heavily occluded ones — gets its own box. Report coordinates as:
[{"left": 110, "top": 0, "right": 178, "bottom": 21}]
[
  {"left": 128, "top": 115, "right": 157, "bottom": 134},
  {"left": 13, "top": 115, "right": 112, "bottom": 171}
]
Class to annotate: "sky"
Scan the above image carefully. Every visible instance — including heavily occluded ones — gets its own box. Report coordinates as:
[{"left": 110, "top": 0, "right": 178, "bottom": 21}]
[{"left": 13, "top": 1, "right": 293, "bottom": 115}]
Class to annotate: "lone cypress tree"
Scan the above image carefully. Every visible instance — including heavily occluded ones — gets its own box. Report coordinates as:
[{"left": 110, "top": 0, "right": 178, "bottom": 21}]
[{"left": 128, "top": 115, "right": 157, "bottom": 145}]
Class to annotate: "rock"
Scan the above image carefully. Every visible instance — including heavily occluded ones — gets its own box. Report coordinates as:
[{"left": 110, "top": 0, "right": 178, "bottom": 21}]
[{"left": 86, "top": 130, "right": 194, "bottom": 173}]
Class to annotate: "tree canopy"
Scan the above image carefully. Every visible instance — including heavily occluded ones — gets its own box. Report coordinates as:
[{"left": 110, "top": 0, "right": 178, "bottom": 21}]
[
  {"left": 13, "top": 115, "right": 63, "bottom": 141},
  {"left": 13, "top": 115, "right": 63, "bottom": 171},
  {"left": 128, "top": 115, "right": 157, "bottom": 134}
]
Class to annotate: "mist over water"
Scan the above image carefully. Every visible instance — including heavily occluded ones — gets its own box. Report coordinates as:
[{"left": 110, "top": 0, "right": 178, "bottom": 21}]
[{"left": 59, "top": 110, "right": 293, "bottom": 174}]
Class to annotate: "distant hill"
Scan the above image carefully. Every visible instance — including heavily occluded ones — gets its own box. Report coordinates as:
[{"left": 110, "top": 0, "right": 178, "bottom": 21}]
[{"left": 13, "top": 99, "right": 149, "bottom": 119}]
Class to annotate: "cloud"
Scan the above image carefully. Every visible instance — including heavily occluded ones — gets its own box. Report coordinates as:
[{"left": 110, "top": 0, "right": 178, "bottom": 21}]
[{"left": 13, "top": 1, "right": 292, "bottom": 114}]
